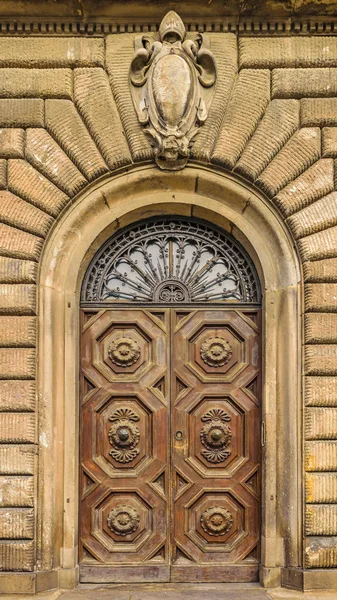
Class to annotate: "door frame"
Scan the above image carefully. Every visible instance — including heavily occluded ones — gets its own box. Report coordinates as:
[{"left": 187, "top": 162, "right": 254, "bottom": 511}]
[{"left": 38, "top": 165, "right": 301, "bottom": 589}]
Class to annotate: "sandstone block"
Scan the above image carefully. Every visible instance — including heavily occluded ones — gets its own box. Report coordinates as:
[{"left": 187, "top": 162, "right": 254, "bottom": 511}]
[
  {"left": 305, "top": 441, "right": 337, "bottom": 471},
  {"left": 306, "top": 504, "right": 337, "bottom": 535},
  {"left": 0, "top": 129, "right": 24, "bottom": 159},
  {"left": 0, "top": 508, "right": 34, "bottom": 539},
  {"left": 8, "top": 160, "right": 69, "bottom": 218},
  {"left": 305, "top": 345, "right": 337, "bottom": 375},
  {"left": 274, "top": 159, "right": 334, "bottom": 217},
  {"left": 74, "top": 67, "right": 131, "bottom": 170},
  {"left": 0, "top": 99, "right": 43, "bottom": 128},
  {"left": 305, "top": 536, "right": 337, "bottom": 568},
  {"left": 0, "top": 223, "right": 43, "bottom": 261},
  {"left": 45, "top": 99, "right": 108, "bottom": 181},
  {"left": 0, "top": 317, "right": 36, "bottom": 348},
  {"left": 306, "top": 473, "right": 337, "bottom": 503},
  {"left": 0, "top": 540, "right": 34, "bottom": 571},
  {"left": 305, "top": 314, "right": 337, "bottom": 344},
  {"left": 240, "top": 38, "right": 337, "bottom": 69},
  {"left": 0, "top": 349, "right": 35, "bottom": 379},
  {"left": 0, "top": 413, "right": 35, "bottom": 443},
  {"left": 257, "top": 128, "right": 321, "bottom": 197},
  {"left": 0, "top": 68, "right": 72, "bottom": 99},
  {"left": 306, "top": 407, "right": 337, "bottom": 439},
  {"left": 305, "top": 284, "right": 337, "bottom": 312},
  {"left": 0, "top": 190, "right": 53, "bottom": 237},
  {"left": 0, "top": 159, "right": 6, "bottom": 190},
  {"left": 305, "top": 376, "right": 337, "bottom": 406},
  {"left": 0, "top": 38, "right": 104, "bottom": 68},
  {"left": 303, "top": 258, "right": 337, "bottom": 283},
  {"left": 287, "top": 192, "right": 337, "bottom": 239},
  {"left": 106, "top": 34, "right": 153, "bottom": 162},
  {"left": 0, "top": 284, "right": 36, "bottom": 315},
  {"left": 322, "top": 128, "right": 337, "bottom": 157},
  {"left": 0, "top": 380, "right": 35, "bottom": 412},
  {"left": 0, "top": 257, "right": 37, "bottom": 284},
  {"left": 0, "top": 446, "right": 35, "bottom": 475},
  {"left": 26, "top": 129, "right": 87, "bottom": 197},
  {"left": 299, "top": 226, "right": 337, "bottom": 261},
  {"left": 0, "top": 476, "right": 34, "bottom": 507},
  {"left": 272, "top": 68, "right": 337, "bottom": 99},
  {"left": 235, "top": 99, "right": 299, "bottom": 181},
  {"left": 301, "top": 98, "right": 337, "bottom": 127},
  {"left": 212, "top": 69, "right": 270, "bottom": 169}
]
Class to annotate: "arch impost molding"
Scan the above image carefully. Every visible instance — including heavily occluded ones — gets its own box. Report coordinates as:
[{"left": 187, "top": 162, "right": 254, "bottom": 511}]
[{"left": 34, "top": 167, "right": 301, "bottom": 591}]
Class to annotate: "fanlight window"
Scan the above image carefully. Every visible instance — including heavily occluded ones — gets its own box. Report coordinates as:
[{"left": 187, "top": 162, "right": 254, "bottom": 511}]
[{"left": 81, "top": 217, "right": 261, "bottom": 305}]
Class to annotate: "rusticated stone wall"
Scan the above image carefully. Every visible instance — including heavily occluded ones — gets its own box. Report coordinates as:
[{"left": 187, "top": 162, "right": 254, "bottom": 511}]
[{"left": 0, "top": 32, "right": 337, "bottom": 580}]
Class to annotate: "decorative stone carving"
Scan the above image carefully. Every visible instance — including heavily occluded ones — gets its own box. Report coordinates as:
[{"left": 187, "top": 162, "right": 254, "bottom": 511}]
[
  {"left": 200, "top": 337, "right": 232, "bottom": 367},
  {"left": 107, "top": 505, "right": 140, "bottom": 536},
  {"left": 200, "top": 408, "right": 232, "bottom": 463},
  {"left": 108, "top": 337, "right": 141, "bottom": 367},
  {"left": 108, "top": 408, "right": 140, "bottom": 463},
  {"left": 129, "top": 10, "right": 216, "bottom": 171},
  {"left": 200, "top": 506, "right": 233, "bottom": 536}
]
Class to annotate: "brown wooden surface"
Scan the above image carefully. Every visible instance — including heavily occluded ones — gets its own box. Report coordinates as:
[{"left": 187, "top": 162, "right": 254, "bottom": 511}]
[{"left": 79, "top": 308, "right": 260, "bottom": 583}]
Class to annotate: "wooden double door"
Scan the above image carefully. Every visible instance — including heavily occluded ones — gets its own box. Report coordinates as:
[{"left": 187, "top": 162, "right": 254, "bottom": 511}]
[{"left": 79, "top": 308, "right": 261, "bottom": 583}]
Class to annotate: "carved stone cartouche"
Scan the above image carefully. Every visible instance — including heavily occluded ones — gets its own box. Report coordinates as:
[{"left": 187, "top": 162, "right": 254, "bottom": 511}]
[{"left": 129, "top": 10, "right": 216, "bottom": 171}]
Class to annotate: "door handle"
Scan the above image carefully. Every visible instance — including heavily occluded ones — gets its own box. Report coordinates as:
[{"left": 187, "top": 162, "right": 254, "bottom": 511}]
[{"left": 175, "top": 430, "right": 183, "bottom": 441}]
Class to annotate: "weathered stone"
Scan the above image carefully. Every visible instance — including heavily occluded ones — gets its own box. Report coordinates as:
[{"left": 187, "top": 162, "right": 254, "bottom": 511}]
[
  {"left": 192, "top": 34, "right": 237, "bottom": 162},
  {"left": 0, "top": 380, "right": 35, "bottom": 412},
  {"left": 305, "top": 314, "right": 337, "bottom": 344},
  {"left": 0, "top": 445, "right": 35, "bottom": 475},
  {"left": 305, "top": 376, "right": 337, "bottom": 406},
  {"left": 272, "top": 68, "right": 337, "bottom": 99},
  {"left": 0, "top": 190, "right": 53, "bottom": 237},
  {"left": 45, "top": 99, "right": 108, "bottom": 181},
  {"left": 299, "top": 226, "right": 337, "bottom": 261},
  {"left": 306, "top": 441, "right": 337, "bottom": 471},
  {"left": 0, "top": 99, "right": 43, "bottom": 128},
  {"left": 235, "top": 99, "right": 299, "bottom": 181},
  {"left": 0, "top": 159, "right": 6, "bottom": 189},
  {"left": 8, "top": 160, "right": 69, "bottom": 218},
  {"left": 0, "top": 223, "right": 43, "bottom": 262},
  {"left": 74, "top": 67, "right": 131, "bottom": 170},
  {"left": 274, "top": 159, "right": 334, "bottom": 217},
  {"left": 306, "top": 504, "right": 337, "bottom": 535},
  {"left": 301, "top": 98, "right": 337, "bottom": 127},
  {"left": 0, "top": 284, "right": 36, "bottom": 315},
  {"left": 0, "top": 349, "right": 35, "bottom": 379},
  {"left": 0, "top": 68, "right": 72, "bottom": 98},
  {"left": 305, "top": 536, "right": 337, "bottom": 568},
  {"left": 306, "top": 473, "right": 337, "bottom": 503},
  {"left": 106, "top": 34, "right": 152, "bottom": 162},
  {"left": 240, "top": 37, "right": 337, "bottom": 69},
  {"left": 0, "top": 258, "right": 37, "bottom": 284},
  {"left": 212, "top": 69, "right": 270, "bottom": 169},
  {"left": 257, "top": 128, "right": 321, "bottom": 197},
  {"left": 287, "top": 192, "right": 337, "bottom": 239},
  {"left": 0, "top": 476, "right": 34, "bottom": 507},
  {"left": 0, "top": 316, "right": 35, "bottom": 347},
  {"left": 305, "top": 284, "right": 337, "bottom": 312},
  {"left": 305, "top": 345, "right": 337, "bottom": 375},
  {"left": 0, "top": 541, "right": 34, "bottom": 572},
  {"left": 0, "top": 37, "right": 104, "bottom": 68},
  {"left": 0, "top": 508, "right": 34, "bottom": 539},
  {"left": 304, "top": 258, "right": 337, "bottom": 283},
  {"left": 306, "top": 408, "right": 337, "bottom": 439},
  {"left": 25, "top": 129, "right": 87, "bottom": 197},
  {"left": 0, "top": 129, "right": 24, "bottom": 159},
  {"left": 0, "top": 413, "right": 35, "bottom": 443},
  {"left": 323, "top": 127, "right": 337, "bottom": 157}
]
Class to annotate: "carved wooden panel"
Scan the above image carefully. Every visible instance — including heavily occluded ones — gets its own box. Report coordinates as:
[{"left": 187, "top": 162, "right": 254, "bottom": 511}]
[
  {"left": 171, "top": 309, "right": 261, "bottom": 582},
  {"left": 79, "top": 309, "right": 170, "bottom": 582}
]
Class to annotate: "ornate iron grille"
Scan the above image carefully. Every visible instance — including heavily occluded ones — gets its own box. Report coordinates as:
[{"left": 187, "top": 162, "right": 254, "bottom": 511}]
[{"left": 81, "top": 217, "right": 261, "bottom": 305}]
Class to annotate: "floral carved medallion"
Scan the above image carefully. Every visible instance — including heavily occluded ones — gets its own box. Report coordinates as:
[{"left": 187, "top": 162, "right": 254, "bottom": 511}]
[
  {"left": 108, "top": 408, "right": 140, "bottom": 463},
  {"left": 200, "top": 506, "right": 233, "bottom": 536},
  {"left": 200, "top": 408, "right": 232, "bottom": 463},
  {"left": 200, "top": 336, "right": 232, "bottom": 367},
  {"left": 107, "top": 505, "right": 140, "bottom": 536},
  {"left": 108, "top": 337, "right": 141, "bottom": 367}
]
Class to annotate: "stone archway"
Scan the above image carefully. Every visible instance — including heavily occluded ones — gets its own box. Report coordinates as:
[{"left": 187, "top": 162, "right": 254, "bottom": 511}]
[{"left": 38, "top": 166, "right": 301, "bottom": 590}]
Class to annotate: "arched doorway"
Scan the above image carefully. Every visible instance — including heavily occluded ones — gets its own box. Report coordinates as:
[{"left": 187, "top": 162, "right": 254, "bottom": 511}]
[{"left": 78, "top": 216, "right": 262, "bottom": 583}]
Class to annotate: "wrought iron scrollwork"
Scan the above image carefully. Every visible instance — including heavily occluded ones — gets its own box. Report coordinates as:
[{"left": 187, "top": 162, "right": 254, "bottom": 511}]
[
  {"left": 200, "top": 408, "right": 232, "bottom": 463},
  {"left": 81, "top": 217, "right": 261, "bottom": 305},
  {"left": 108, "top": 408, "right": 140, "bottom": 463}
]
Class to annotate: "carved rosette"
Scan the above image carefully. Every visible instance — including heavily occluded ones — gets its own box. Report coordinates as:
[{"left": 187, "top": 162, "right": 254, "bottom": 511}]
[
  {"left": 108, "top": 337, "right": 141, "bottom": 367},
  {"left": 200, "top": 506, "right": 233, "bottom": 536},
  {"left": 200, "top": 408, "right": 232, "bottom": 463},
  {"left": 200, "top": 336, "right": 232, "bottom": 367},
  {"left": 129, "top": 11, "right": 216, "bottom": 171},
  {"left": 107, "top": 505, "right": 140, "bottom": 536},
  {"left": 108, "top": 408, "right": 140, "bottom": 463}
]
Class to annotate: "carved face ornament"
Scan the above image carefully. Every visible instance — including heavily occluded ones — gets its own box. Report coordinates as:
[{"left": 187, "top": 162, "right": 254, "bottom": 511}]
[{"left": 129, "top": 11, "right": 217, "bottom": 170}]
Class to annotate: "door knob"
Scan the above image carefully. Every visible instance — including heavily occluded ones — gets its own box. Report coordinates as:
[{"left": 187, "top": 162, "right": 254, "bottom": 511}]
[{"left": 175, "top": 430, "right": 183, "bottom": 441}]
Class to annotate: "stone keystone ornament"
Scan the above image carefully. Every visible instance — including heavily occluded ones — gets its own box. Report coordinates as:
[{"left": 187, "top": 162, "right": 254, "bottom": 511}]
[{"left": 129, "top": 10, "right": 217, "bottom": 171}]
